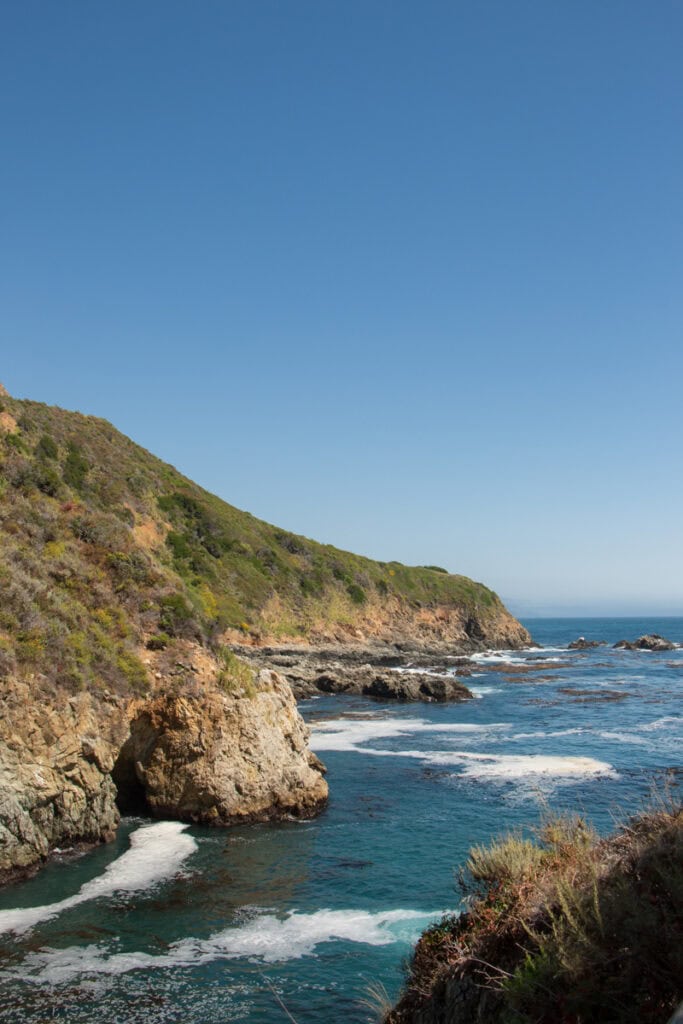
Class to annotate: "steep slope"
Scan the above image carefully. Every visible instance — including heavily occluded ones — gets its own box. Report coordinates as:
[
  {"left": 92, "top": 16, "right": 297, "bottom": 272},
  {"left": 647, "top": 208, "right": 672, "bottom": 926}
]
[{"left": 0, "top": 387, "right": 528, "bottom": 700}]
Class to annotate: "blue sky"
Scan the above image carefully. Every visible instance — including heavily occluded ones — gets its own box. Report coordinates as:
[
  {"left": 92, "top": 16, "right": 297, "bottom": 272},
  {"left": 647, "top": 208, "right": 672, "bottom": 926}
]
[{"left": 2, "top": 2, "right": 682, "bottom": 614}]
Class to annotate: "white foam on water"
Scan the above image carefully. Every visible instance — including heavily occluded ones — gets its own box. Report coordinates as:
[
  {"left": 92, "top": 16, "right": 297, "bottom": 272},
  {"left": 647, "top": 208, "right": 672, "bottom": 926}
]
[
  {"left": 599, "top": 731, "right": 651, "bottom": 748},
  {"left": 446, "top": 752, "right": 617, "bottom": 782},
  {"left": 636, "top": 716, "right": 681, "bottom": 732},
  {"left": 0, "top": 821, "right": 196, "bottom": 936},
  {"left": 392, "top": 667, "right": 449, "bottom": 677},
  {"left": 309, "top": 717, "right": 509, "bottom": 752},
  {"left": 353, "top": 746, "right": 616, "bottom": 787},
  {"left": 10, "top": 907, "right": 445, "bottom": 985},
  {"left": 310, "top": 713, "right": 616, "bottom": 792},
  {"left": 470, "top": 649, "right": 566, "bottom": 666},
  {"left": 468, "top": 686, "right": 503, "bottom": 698},
  {"left": 510, "top": 728, "right": 585, "bottom": 740},
  {"left": 470, "top": 652, "right": 528, "bottom": 665}
]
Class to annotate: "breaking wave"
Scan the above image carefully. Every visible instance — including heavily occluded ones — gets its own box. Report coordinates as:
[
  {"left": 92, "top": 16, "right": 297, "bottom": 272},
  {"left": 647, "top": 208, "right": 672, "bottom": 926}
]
[
  {"left": 0, "top": 822, "right": 196, "bottom": 936},
  {"left": 8, "top": 907, "right": 445, "bottom": 985}
]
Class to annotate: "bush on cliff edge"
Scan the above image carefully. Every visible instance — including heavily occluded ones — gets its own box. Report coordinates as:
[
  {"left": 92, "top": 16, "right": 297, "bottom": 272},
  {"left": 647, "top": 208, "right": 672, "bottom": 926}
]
[{"left": 387, "top": 793, "right": 682, "bottom": 1024}]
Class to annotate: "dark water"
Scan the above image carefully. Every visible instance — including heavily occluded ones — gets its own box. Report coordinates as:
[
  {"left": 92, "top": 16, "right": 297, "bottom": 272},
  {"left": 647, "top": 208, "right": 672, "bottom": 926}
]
[{"left": 0, "top": 617, "right": 681, "bottom": 1023}]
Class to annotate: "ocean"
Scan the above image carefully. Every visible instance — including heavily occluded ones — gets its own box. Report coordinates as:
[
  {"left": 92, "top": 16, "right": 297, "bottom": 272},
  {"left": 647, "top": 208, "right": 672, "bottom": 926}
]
[{"left": 0, "top": 617, "right": 681, "bottom": 1023}]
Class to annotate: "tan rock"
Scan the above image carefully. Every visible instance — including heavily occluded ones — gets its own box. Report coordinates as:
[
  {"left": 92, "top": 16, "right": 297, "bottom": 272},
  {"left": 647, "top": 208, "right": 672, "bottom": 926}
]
[
  {"left": 0, "top": 681, "right": 127, "bottom": 882},
  {"left": 114, "top": 669, "right": 327, "bottom": 824},
  {"left": 0, "top": 664, "right": 327, "bottom": 883}
]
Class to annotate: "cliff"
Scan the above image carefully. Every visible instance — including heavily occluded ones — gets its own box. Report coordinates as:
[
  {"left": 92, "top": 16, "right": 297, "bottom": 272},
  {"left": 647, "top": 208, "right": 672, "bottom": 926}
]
[
  {"left": 387, "top": 802, "right": 682, "bottom": 1024},
  {"left": 0, "top": 653, "right": 327, "bottom": 884}
]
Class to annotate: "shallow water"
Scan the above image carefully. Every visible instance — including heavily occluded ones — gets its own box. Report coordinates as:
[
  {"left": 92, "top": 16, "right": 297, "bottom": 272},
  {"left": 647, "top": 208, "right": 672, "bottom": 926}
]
[{"left": 0, "top": 617, "right": 681, "bottom": 1023}]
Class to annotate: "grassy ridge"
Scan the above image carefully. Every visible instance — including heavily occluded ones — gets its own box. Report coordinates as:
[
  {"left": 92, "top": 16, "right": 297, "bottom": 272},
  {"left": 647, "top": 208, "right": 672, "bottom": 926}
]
[{"left": 0, "top": 392, "right": 508, "bottom": 696}]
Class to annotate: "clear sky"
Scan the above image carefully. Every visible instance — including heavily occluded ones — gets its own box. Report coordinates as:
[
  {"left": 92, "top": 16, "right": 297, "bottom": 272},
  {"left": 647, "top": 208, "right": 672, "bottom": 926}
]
[{"left": 2, "top": 2, "right": 682, "bottom": 615}]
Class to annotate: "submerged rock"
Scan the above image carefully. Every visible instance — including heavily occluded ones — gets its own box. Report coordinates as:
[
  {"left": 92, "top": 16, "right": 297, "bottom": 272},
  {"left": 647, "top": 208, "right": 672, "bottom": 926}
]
[{"left": 614, "top": 634, "right": 676, "bottom": 651}]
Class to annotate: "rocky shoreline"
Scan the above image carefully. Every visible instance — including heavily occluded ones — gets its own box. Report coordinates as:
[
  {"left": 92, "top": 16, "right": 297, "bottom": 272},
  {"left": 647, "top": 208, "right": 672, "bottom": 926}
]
[
  {"left": 232, "top": 642, "right": 479, "bottom": 701},
  {"left": 0, "top": 635, "right": 537, "bottom": 885},
  {"left": 0, "top": 660, "right": 328, "bottom": 887}
]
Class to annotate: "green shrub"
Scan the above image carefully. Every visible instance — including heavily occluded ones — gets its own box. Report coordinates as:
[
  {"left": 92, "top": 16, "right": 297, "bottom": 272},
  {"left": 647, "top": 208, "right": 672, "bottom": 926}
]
[
  {"left": 33, "top": 462, "right": 62, "bottom": 496},
  {"left": 5, "top": 456, "right": 36, "bottom": 489},
  {"left": 158, "top": 592, "right": 199, "bottom": 638},
  {"left": 146, "top": 631, "right": 171, "bottom": 650},
  {"left": 465, "top": 833, "right": 547, "bottom": 886},
  {"left": 216, "top": 646, "right": 256, "bottom": 697},
  {"left": 35, "top": 434, "right": 58, "bottom": 460},
  {"left": 347, "top": 582, "right": 367, "bottom": 605},
  {"left": 5, "top": 432, "right": 26, "bottom": 453},
  {"left": 167, "top": 530, "right": 193, "bottom": 560},
  {"left": 106, "top": 550, "right": 153, "bottom": 587},
  {"left": 63, "top": 442, "right": 89, "bottom": 490}
]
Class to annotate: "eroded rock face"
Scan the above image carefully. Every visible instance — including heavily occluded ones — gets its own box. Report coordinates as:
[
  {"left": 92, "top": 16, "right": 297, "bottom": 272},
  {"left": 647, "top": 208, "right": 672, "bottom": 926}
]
[
  {"left": 1, "top": 664, "right": 327, "bottom": 883},
  {"left": 114, "top": 669, "right": 328, "bottom": 825},
  {"left": 0, "top": 681, "right": 128, "bottom": 883}
]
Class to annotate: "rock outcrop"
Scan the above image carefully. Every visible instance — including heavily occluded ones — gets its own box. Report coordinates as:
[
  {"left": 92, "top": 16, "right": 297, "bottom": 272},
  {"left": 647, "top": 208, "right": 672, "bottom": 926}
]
[
  {"left": 234, "top": 643, "right": 475, "bottom": 701},
  {"left": 113, "top": 669, "right": 327, "bottom": 824},
  {"left": 0, "top": 681, "right": 128, "bottom": 884},
  {"left": 0, "top": 666, "right": 328, "bottom": 884},
  {"left": 568, "top": 637, "right": 605, "bottom": 650},
  {"left": 614, "top": 634, "right": 677, "bottom": 651}
]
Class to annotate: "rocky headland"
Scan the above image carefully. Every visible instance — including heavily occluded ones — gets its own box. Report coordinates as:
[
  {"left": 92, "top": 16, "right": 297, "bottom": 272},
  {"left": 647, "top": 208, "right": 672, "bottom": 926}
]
[{"left": 0, "top": 385, "right": 529, "bottom": 882}]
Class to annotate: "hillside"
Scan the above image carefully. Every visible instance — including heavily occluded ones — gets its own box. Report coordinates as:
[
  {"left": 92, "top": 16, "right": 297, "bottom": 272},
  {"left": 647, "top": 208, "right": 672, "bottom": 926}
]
[{"left": 0, "top": 386, "right": 529, "bottom": 700}]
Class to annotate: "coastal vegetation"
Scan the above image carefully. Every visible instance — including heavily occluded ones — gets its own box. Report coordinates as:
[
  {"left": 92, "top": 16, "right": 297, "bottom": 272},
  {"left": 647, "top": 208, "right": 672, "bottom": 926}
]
[
  {"left": 0, "top": 389, "right": 520, "bottom": 699},
  {"left": 387, "top": 794, "right": 682, "bottom": 1024}
]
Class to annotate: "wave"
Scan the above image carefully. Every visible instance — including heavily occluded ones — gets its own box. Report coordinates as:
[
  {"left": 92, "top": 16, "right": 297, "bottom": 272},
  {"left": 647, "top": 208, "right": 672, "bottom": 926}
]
[
  {"left": 309, "top": 716, "right": 510, "bottom": 752},
  {"left": 9, "top": 907, "right": 445, "bottom": 985},
  {"left": 446, "top": 752, "right": 616, "bottom": 782},
  {"left": 469, "top": 653, "right": 530, "bottom": 665},
  {"left": 636, "top": 716, "right": 681, "bottom": 732},
  {"left": 358, "top": 746, "right": 615, "bottom": 781},
  {"left": 510, "top": 727, "right": 585, "bottom": 740},
  {"left": 0, "top": 822, "right": 196, "bottom": 937}
]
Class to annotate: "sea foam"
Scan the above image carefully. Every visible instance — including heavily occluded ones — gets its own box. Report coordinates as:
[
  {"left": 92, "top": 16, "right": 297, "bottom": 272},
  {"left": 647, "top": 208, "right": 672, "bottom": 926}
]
[
  {"left": 9, "top": 907, "right": 444, "bottom": 985},
  {"left": 309, "top": 716, "right": 509, "bottom": 752},
  {"left": 0, "top": 821, "right": 196, "bottom": 936}
]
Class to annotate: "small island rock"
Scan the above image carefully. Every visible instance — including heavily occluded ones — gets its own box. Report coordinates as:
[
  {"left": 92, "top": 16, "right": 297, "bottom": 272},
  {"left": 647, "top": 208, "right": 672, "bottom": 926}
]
[{"left": 614, "top": 634, "right": 677, "bottom": 652}]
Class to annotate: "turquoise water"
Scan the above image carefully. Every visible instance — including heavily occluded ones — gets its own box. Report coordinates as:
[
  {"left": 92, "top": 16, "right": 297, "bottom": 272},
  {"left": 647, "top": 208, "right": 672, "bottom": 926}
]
[{"left": 0, "top": 617, "right": 681, "bottom": 1023}]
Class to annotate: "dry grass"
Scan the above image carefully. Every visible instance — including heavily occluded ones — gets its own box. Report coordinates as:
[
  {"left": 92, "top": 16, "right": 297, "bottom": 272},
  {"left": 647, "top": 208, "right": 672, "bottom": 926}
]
[{"left": 387, "top": 794, "right": 683, "bottom": 1024}]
